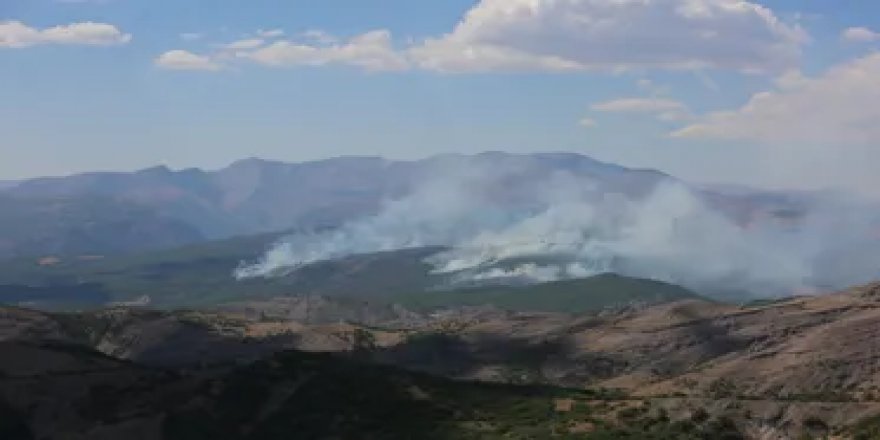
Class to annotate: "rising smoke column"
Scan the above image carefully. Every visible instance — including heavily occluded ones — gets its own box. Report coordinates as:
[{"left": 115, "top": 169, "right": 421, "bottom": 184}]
[{"left": 235, "top": 158, "right": 880, "bottom": 298}]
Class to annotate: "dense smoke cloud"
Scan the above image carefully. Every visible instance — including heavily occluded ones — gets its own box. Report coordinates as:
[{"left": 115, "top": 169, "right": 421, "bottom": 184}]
[{"left": 235, "top": 159, "right": 880, "bottom": 298}]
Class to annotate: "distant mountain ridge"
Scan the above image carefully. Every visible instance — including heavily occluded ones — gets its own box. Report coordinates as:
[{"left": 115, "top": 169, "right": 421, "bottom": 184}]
[
  {"left": 0, "top": 152, "right": 805, "bottom": 260},
  {"left": 10, "top": 153, "right": 671, "bottom": 235},
  {"left": 0, "top": 194, "right": 203, "bottom": 260}
]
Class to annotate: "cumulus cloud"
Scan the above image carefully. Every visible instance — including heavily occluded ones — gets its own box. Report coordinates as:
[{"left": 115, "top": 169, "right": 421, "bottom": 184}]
[
  {"left": 301, "top": 29, "right": 338, "bottom": 44},
  {"left": 155, "top": 49, "right": 222, "bottom": 71},
  {"left": 673, "top": 53, "right": 880, "bottom": 144},
  {"left": 243, "top": 29, "right": 409, "bottom": 71},
  {"left": 0, "top": 20, "right": 131, "bottom": 48},
  {"left": 155, "top": 0, "right": 809, "bottom": 75},
  {"left": 842, "top": 27, "right": 880, "bottom": 43},
  {"left": 410, "top": 38, "right": 582, "bottom": 73},
  {"left": 157, "top": 30, "right": 409, "bottom": 73},
  {"left": 407, "top": 0, "right": 807, "bottom": 73},
  {"left": 670, "top": 53, "right": 880, "bottom": 195}
]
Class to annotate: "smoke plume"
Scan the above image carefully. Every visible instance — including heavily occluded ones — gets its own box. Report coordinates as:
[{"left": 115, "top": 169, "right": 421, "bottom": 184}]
[{"left": 235, "top": 158, "right": 880, "bottom": 298}]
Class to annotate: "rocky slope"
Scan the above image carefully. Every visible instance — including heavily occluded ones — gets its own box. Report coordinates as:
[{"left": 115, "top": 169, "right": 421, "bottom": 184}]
[
  {"left": 5, "top": 283, "right": 880, "bottom": 396},
  {"left": 4, "top": 284, "right": 880, "bottom": 437}
]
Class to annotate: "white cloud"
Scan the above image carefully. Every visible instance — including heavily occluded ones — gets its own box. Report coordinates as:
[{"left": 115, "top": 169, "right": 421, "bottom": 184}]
[
  {"left": 155, "top": 0, "right": 809, "bottom": 75},
  {"left": 410, "top": 39, "right": 581, "bottom": 73},
  {"left": 671, "top": 53, "right": 880, "bottom": 195},
  {"left": 243, "top": 30, "right": 409, "bottom": 72},
  {"left": 408, "top": 0, "right": 807, "bottom": 73},
  {"left": 842, "top": 26, "right": 880, "bottom": 43},
  {"left": 223, "top": 38, "right": 265, "bottom": 51},
  {"left": 301, "top": 29, "right": 337, "bottom": 45},
  {"left": 155, "top": 30, "right": 408, "bottom": 73},
  {"left": 155, "top": 50, "right": 222, "bottom": 71},
  {"left": 592, "top": 97, "right": 691, "bottom": 121},
  {"left": 0, "top": 20, "right": 131, "bottom": 48},
  {"left": 257, "top": 29, "right": 285, "bottom": 38},
  {"left": 672, "top": 53, "right": 880, "bottom": 144}
]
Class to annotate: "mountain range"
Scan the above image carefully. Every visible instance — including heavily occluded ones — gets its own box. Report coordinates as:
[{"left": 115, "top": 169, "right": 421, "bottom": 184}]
[{"left": 0, "top": 152, "right": 811, "bottom": 261}]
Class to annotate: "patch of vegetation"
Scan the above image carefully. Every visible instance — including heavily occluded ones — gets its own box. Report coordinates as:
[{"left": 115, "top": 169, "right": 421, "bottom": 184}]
[
  {"left": 390, "top": 273, "right": 702, "bottom": 314},
  {"left": 849, "top": 414, "right": 880, "bottom": 440},
  {"left": 0, "top": 233, "right": 702, "bottom": 313},
  {"left": 0, "top": 239, "right": 440, "bottom": 308},
  {"left": 708, "top": 378, "right": 737, "bottom": 399},
  {"left": 581, "top": 413, "right": 743, "bottom": 440},
  {"left": 0, "top": 232, "right": 289, "bottom": 307},
  {"left": 0, "top": 283, "right": 110, "bottom": 310},
  {"left": 162, "top": 350, "right": 744, "bottom": 440}
]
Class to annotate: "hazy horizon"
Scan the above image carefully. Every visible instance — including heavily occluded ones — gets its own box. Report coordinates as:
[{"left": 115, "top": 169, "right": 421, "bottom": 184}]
[{"left": 0, "top": 151, "right": 862, "bottom": 199}]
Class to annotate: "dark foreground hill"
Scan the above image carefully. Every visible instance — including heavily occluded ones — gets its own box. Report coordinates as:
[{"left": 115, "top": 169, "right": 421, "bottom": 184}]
[
  {"left": 0, "top": 340, "right": 753, "bottom": 440},
  {"left": 0, "top": 305, "right": 744, "bottom": 440},
  {"left": 5, "top": 283, "right": 880, "bottom": 438}
]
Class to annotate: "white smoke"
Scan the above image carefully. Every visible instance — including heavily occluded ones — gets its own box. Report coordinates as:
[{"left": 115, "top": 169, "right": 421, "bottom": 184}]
[{"left": 235, "top": 159, "right": 880, "bottom": 298}]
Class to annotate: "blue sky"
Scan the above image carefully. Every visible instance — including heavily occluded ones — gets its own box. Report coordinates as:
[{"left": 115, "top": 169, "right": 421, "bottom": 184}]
[{"left": 2, "top": 0, "right": 879, "bottom": 196}]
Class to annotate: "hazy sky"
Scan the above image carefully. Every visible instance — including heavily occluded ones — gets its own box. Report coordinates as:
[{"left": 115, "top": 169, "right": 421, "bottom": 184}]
[{"left": 2, "top": 0, "right": 879, "bottom": 195}]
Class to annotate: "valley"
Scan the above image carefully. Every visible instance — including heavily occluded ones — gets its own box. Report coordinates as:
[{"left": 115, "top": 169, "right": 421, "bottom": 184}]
[{"left": 0, "top": 232, "right": 700, "bottom": 310}]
